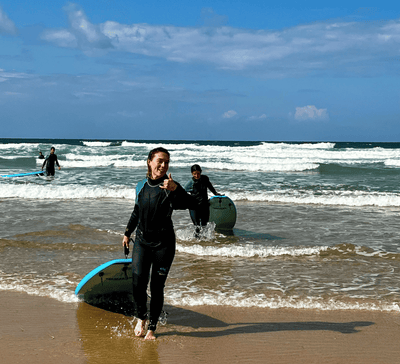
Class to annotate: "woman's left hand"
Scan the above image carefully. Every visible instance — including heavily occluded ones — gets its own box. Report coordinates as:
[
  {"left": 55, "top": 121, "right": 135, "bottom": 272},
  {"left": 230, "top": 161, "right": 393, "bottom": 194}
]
[{"left": 161, "top": 173, "right": 177, "bottom": 191}]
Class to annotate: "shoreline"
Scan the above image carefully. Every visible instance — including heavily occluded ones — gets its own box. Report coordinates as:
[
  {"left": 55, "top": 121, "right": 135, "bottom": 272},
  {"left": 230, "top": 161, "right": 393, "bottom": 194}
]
[{"left": 1, "top": 291, "right": 400, "bottom": 363}]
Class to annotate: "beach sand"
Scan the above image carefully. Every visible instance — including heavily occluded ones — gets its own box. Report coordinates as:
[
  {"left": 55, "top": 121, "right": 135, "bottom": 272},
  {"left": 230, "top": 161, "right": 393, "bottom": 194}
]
[{"left": 1, "top": 291, "right": 399, "bottom": 364}]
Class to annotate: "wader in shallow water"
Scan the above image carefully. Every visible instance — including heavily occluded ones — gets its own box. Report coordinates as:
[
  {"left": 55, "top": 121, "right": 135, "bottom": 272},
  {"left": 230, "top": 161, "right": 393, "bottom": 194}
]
[{"left": 42, "top": 151, "right": 60, "bottom": 176}]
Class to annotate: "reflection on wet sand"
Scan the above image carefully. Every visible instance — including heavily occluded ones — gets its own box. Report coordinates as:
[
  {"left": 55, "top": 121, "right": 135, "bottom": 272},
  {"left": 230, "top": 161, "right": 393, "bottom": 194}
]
[
  {"left": 76, "top": 303, "right": 160, "bottom": 364},
  {"left": 76, "top": 302, "right": 386, "bottom": 364}
]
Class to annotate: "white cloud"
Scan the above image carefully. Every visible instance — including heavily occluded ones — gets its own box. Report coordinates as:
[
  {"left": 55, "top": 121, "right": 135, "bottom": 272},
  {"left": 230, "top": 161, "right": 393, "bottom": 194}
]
[
  {"left": 0, "top": 6, "right": 18, "bottom": 35},
  {"left": 222, "top": 110, "right": 237, "bottom": 118},
  {"left": 248, "top": 114, "right": 267, "bottom": 120},
  {"left": 42, "top": 29, "right": 78, "bottom": 48},
  {"left": 41, "top": 3, "right": 113, "bottom": 54},
  {"left": 4, "top": 91, "right": 25, "bottom": 96},
  {"left": 200, "top": 8, "right": 228, "bottom": 27},
  {"left": 40, "top": 5, "right": 400, "bottom": 76},
  {"left": 294, "top": 105, "right": 328, "bottom": 121},
  {"left": 0, "top": 69, "right": 30, "bottom": 80}
]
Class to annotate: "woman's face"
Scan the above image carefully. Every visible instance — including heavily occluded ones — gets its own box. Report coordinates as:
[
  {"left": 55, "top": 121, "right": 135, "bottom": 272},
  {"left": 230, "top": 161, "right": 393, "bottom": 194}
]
[
  {"left": 148, "top": 152, "right": 170, "bottom": 179},
  {"left": 192, "top": 171, "right": 201, "bottom": 180}
]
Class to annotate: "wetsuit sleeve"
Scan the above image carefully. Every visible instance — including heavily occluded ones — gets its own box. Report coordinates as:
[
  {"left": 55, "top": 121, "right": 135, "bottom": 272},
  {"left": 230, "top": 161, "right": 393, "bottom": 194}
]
[
  {"left": 124, "top": 204, "right": 139, "bottom": 237},
  {"left": 42, "top": 157, "right": 48, "bottom": 169},
  {"left": 184, "top": 179, "right": 194, "bottom": 193},
  {"left": 205, "top": 176, "right": 218, "bottom": 195},
  {"left": 124, "top": 178, "right": 146, "bottom": 237},
  {"left": 171, "top": 183, "right": 198, "bottom": 210},
  {"left": 55, "top": 155, "right": 60, "bottom": 168}
]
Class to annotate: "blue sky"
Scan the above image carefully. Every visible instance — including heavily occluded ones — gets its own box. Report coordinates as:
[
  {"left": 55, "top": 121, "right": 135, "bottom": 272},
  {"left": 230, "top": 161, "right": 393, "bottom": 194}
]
[{"left": 1, "top": 1, "right": 400, "bottom": 141}]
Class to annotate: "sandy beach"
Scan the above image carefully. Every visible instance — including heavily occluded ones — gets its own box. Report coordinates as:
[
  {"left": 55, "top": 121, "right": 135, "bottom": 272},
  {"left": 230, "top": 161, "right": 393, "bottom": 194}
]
[{"left": 1, "top": 291, "right": 399, "bottom": 364}]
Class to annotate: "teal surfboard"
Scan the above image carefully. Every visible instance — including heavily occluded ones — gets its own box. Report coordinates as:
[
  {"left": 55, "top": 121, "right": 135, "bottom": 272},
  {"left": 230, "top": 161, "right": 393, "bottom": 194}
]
[
  {"left": 209, "top": 195, "right": 237, "bottom": 231},
  {"left": 1, "top": 170, "right": 44, "bottom": 178},
  {"left": 75, "top": 259, "right": 132, "bottom": 304}
]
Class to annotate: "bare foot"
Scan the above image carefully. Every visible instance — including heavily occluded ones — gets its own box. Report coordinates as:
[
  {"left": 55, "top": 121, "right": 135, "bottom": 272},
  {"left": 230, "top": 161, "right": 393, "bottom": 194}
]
[
  {"left": 134, "top": 319, "right": 147, "bottom": 337},
  {"left": 144, "top": 330, "right": 156, "bottom": 340}
]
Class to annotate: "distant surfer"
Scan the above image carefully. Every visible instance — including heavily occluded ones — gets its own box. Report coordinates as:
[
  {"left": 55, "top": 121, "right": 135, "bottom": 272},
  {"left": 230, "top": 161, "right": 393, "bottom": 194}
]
[
  {"left": 41, "top": 147, "right": 61, "bottom": 176},
  {"left": 38, "top": 152, "right": 45, "bottom": 159},
  {"left": 184, "top": 164, "right": 221, "bottom": 238},
  {"left": 122, "top": 147, "right": 197, "bottom": 340}
]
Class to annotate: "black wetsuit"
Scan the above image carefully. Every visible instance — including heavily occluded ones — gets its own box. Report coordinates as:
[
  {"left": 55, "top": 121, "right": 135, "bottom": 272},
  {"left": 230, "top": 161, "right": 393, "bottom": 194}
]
[
  {"left": 124, "top": 175, "right": 196, "bottom": 332},
  {"left": 42, "top": 153, "right": 60, "bottom": 176},
  {"left": 184, "top": 175, "right": 219, "bottom": 233}
]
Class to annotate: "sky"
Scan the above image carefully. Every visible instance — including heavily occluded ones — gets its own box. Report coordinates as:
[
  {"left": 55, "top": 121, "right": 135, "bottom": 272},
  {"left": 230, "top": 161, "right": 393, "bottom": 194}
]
[{"left": 1, "top": 1, "right": 400, "bottom": 141}]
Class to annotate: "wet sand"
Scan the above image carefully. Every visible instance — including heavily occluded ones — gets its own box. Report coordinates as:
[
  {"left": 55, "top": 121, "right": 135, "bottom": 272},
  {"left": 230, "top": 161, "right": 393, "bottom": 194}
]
[{"left": 1, "top": 291, "right": 400, "bottom": 364}]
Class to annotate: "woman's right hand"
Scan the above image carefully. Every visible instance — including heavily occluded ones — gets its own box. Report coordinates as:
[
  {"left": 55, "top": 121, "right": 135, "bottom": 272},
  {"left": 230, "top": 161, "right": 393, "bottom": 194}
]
[{"left": 122, "top": 235, "right": 130, "bottom": 247}]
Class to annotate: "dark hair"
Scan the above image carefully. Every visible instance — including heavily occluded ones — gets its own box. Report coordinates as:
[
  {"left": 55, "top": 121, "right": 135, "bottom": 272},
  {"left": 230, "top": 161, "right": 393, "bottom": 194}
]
[
  {"left": 51, "top": 147, "right": 55, "bottom": 151},
  {"left": 191, "top": 164, "right": 202, "bottom": 173},
  {"left": 147, "top": 147, "right": 170, "bottom": 177}
]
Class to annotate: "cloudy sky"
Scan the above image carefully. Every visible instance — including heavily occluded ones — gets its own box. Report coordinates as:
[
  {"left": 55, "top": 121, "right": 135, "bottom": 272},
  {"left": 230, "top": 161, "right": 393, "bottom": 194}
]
[{"left": 1, "top": 1, "right": 400, "bottom": 141}]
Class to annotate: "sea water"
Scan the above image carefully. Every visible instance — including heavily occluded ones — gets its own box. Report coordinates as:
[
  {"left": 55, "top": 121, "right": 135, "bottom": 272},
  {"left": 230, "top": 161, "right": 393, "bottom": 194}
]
[{"left": 0, "top": 139, "right": 399, "bottom": 312}]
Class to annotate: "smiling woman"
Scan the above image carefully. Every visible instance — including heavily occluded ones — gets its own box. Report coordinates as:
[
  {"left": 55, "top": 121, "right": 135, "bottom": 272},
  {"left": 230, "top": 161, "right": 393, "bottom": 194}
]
[
  {"left": 121, "top": 146, "right": 196, "bottom": 340},
  {"left": 147, "top": 148, "right": 170, "bottom": 180}
]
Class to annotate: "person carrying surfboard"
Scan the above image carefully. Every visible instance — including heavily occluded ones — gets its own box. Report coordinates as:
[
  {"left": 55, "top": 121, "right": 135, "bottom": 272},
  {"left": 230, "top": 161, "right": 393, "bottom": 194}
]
[
  {"left": 122, "top": 147, "right": 197, "bottom": 340},
  {"left": 184, "top": 164, "right": 221, "bottom": 238},
  {"left": 41, "top": 147, "right": 61, "bottom": 176}
]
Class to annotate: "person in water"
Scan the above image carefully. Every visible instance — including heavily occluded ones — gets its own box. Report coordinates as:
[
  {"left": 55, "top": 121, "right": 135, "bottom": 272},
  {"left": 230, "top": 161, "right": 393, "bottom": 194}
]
[
  {"left": 41, "top": 147, "right": 61, "bottom": 176},
  {"left": 122, "top": 147, "right": 196, "bottom": 340},
  {"left": 38, "top": 152, "right": 45, "bottom": 159},
  {"left": 184, "top": 164, "right": 221, "bottom": 237}
]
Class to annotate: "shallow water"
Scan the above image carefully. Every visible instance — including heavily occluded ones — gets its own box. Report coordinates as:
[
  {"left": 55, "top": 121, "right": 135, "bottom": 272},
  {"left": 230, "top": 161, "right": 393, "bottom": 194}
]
[{"left": 1, "top": 139, "right": 400, "bottom": 312}]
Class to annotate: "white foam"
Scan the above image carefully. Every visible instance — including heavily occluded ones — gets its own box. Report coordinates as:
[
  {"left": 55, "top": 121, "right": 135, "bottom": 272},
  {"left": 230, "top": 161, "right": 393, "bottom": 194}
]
[
  {"left": 227, "top": 189, "right": 400, "bottom": 207},
  {"left": 385, "top": 159, "right": 400, "bottom": 167},
  {"left": 4, "top": 141, "right": 400, "bottom": 206},
  {"left": 0, "top": 183, "right": 135, "bottom": 200},
  {"left": 0, "top": 280, "right": 79, "bottom": 303},
  {"left": 176, "top": 243, "right": 327, "bottom": 258},
  {"left": 163, "top": 142, "right": 400, "bottom": 172},
  {"left": 0, "top": 142, "right": 40, "bottom": 150},
  {"left": 165, "top": 290, "right": 400, "bottom": 312},
  {"left": 62, "top": 153, "right": 144, "bottom": 168},
  {"left": 172, "top": 160, "right": 319, "bottom": 172},
  {"left": 82, "top": 141, "right": 112, "bottom": 147},
  {"left": 0, "top": 155, "right": 30, "bottom": 160},
  {"left": 2, "top": 181, "right": 400, "bottom": 206},
  {"left": 121, "top": 141, "right": 200, "bottom": 150},
  {"left": 2, "top": 280, "right": 398, "bottom": 312},
  {"left": 4, "top": 141, "right": 400, "bottom": 174}
]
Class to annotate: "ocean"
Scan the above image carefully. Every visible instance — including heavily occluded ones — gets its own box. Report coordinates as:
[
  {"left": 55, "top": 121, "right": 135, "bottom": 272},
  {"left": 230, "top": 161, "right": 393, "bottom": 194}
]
[{"left": 0, "top": 139, "right": 399, "bottom": 314}]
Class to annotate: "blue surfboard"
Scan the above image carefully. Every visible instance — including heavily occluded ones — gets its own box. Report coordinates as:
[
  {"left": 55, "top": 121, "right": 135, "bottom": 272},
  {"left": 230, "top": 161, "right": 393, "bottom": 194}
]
[
  {"left": 75, "top": 259, "right": 133, "bottom": 304},
  {"left": 1, "top": 170, "right": 44, "bottom": 178},
  {"left": 209, "top": 195, "right": 237, "bottom": 231}
]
